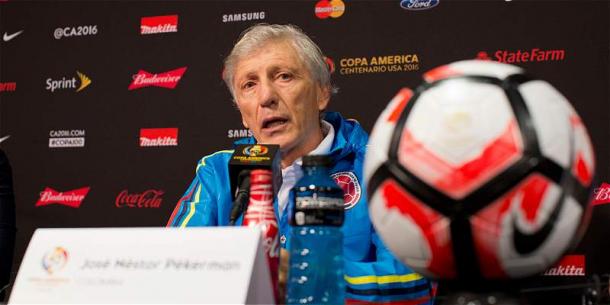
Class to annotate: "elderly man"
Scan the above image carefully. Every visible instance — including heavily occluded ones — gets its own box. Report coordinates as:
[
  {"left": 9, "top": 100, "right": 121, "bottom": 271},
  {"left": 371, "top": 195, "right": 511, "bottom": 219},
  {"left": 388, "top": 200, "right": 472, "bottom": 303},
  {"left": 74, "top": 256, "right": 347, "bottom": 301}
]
[{"left": 167, "top": 24, "right": 432, "bottom": 304}]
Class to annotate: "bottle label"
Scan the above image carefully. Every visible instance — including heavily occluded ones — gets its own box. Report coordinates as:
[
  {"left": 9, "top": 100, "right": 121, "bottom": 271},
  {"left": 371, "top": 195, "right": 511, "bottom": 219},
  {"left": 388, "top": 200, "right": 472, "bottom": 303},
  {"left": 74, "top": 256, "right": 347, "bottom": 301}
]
[{"left": 292, "top": 192, "right": 344, "bottom": 226}]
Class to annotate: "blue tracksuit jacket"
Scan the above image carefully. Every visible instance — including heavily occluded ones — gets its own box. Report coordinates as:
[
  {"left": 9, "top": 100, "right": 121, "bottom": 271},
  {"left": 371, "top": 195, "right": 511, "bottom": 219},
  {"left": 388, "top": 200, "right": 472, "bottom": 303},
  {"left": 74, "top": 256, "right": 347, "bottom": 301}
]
[{"left": 168, "top": 112, "right": 432, "bottom": 304}]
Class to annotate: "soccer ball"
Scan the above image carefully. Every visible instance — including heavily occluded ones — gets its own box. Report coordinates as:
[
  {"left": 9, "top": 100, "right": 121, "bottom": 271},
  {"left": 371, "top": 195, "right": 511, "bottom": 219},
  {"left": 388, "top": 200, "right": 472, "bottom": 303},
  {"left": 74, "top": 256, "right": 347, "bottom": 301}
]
[{"left": 364, "top": 60, "right": 595, "bottom": 279}]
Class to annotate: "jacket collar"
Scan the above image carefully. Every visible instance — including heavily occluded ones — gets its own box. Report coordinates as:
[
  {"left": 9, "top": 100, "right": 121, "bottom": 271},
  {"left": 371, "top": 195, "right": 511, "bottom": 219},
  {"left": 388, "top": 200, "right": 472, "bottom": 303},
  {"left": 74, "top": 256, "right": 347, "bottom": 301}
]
[{"left": 233, "top": 111, "right": 368, "bottom": 161}]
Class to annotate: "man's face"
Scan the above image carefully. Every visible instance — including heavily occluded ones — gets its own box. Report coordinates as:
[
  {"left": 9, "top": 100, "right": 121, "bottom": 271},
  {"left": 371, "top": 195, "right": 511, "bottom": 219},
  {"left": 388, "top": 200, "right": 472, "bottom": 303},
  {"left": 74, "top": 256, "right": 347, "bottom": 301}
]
[{"left": 232, "top": 40, "right": 329, "bottom": 155}]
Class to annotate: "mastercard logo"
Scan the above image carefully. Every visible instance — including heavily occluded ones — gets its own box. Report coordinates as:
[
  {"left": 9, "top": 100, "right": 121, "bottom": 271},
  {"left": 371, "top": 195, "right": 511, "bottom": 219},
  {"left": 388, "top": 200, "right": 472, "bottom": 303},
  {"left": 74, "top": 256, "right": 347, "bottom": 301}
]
[{"left": 315, "top": 0, "right": 345, "bottom": 19}]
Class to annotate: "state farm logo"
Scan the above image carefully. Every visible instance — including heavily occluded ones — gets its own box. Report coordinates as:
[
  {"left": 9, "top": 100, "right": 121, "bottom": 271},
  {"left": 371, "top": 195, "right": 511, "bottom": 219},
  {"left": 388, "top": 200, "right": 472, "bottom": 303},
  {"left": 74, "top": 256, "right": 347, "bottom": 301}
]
[
  {"left": 140, "top": 128, "right": 178, "bottom": 147},
  {"left": 543, "top": 255, "right": 585, "bottom": 276},
  {"left": 36, "top": 187, "right": 90, "bottom": 208},
  {"left": 339, "top": 54, "right": 420, "bottom": 75},
  {"left": 0, "top": 82, "right": 16, "bottom": 92},
  {"left": 222, "top": 11, "right": 266, "bottom": 23},
  {"left": 315, "top": 0, "right": 345, "bottom": 19},
  {"left": 400, "top": 0, "right": 440, "bottom": 11},
  {"left": 49, "top": 129, "right": 85, "bottom": 148},
  {"left": 115, "top": 189, "right": 164, "bottom": 208},
  {"left": 128, "top": 67, "right": 187, "bottom": 90},
  {"left": 45, "top": 71, "right": 91, "bottom": 92},
  {"left": 476, "top": 48, "right": 566, "bottom": 64},
  {"left": 140, "top": 14, "right": 178, "bottom": 35},
  {"left": 592, "top": 182, "right": 610, "bottom": 206}
]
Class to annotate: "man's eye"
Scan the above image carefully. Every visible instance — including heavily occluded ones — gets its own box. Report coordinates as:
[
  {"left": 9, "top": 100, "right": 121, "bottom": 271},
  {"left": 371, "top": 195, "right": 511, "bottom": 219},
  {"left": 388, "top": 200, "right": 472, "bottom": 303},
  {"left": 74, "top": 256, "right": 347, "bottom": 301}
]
[
  {"left": 277, "top": 73, "right": 293, "bottom": 81},
  {"left": 242, "top": 82, "right": 256, "bottom": 89}
]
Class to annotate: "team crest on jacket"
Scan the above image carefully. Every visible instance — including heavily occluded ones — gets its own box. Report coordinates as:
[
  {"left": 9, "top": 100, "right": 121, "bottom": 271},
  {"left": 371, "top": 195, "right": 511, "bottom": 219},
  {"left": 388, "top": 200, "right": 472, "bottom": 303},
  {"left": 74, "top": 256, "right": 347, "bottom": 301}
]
[{"left": 331, "top": 171, "right": 361, "bottom": 209}]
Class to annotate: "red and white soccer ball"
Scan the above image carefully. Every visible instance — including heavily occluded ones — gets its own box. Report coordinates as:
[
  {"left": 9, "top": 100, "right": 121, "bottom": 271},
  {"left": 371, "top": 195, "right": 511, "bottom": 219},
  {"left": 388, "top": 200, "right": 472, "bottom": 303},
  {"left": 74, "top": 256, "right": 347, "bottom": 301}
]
[{"left": 364, "top": 60, "right": 595, "bottom": 279}]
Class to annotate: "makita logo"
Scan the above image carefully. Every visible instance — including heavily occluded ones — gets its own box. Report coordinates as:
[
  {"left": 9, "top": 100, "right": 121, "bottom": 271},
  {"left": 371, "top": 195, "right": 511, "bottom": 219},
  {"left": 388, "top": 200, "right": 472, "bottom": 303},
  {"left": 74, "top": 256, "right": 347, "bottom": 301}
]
[
  {"left": 128, "top": 67, "right": 186, "bottom": 90},
  {"left": 116, "top": 189, "right": 164, "bottom": 208},
  {"left": 543, "top": 255, "right": 585, "bottom": 276},
  {"left": 141, "top": 15, "right": 178, "bottom": 34},
  {"left": 49, "top": 129, "right": 85, "bottom": 148},
  {"left": 36, "top": 187, "right": 90, "bottom": 208},
  {"left": 0, "top": 82, "right": 16, "bottom": 92},
  {"left": 476, "top": 48, "right": 566, "bottom": 63},
  {"left": 140, "top": 128, "right": 178, "bottom": 147},
  {"left": 222, "top": 11, "right": 266, "bottom": 23}
]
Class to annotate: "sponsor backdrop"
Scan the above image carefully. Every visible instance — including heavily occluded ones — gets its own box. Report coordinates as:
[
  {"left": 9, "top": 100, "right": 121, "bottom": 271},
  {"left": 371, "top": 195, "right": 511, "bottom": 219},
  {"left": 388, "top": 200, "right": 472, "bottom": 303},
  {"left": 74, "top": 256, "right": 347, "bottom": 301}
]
[{"left": 0, "top": 0, "right": 608, "bottom": 300}]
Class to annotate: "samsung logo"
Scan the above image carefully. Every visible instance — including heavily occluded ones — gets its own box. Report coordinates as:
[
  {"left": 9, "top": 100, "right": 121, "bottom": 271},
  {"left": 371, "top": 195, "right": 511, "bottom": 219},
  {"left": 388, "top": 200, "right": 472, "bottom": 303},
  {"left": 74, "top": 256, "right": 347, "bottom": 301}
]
[
  {"left": 222, "top": 11, "right": 266, "bottom": 23},
  {"left": 400, "top": 0, "right": 439, "bottom": 11}
]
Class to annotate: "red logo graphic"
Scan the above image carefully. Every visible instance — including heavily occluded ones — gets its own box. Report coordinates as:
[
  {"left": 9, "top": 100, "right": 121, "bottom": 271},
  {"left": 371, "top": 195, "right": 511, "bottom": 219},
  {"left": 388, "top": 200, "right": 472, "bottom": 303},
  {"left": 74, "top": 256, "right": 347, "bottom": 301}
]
[
  {"left": 476, "top": 51, "right": 491, "bottom": 61},
  {"left": 128, "top": 67, "right": 187, "bottom": 90},
  {"left": 543, "top": 255, "right": 585, "bottom": 276},
  {"left": 140, "top": 128, "right": 178, "bottom": 147},
  {"left": 331, "top": 171, "right": 361, "bottom": 209},
  {"left": 36, "top": 187, "right": 90, "bottom": 208},
  {"left": 324, "top": 56, "right": 335, "bottom": 74},
  {"left": 140, "top": 14, "right": 178, "bottom": 35},
  {"left": 116, "top": 189, "right": 164, "bottom": 208},
  {"left": 592, "top": 182, "right": 610, "bottom": 206},
  {"left": 0, "top": 82, "right": 16, "bottom": 92}
]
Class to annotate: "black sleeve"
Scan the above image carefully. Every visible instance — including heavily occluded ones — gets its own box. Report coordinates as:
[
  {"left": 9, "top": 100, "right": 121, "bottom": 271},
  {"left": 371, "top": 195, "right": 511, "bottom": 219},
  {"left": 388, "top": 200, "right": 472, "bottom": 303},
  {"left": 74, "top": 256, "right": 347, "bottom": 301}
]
[{"left": 0, "top": 149, "right": 16, "bottom": 300}]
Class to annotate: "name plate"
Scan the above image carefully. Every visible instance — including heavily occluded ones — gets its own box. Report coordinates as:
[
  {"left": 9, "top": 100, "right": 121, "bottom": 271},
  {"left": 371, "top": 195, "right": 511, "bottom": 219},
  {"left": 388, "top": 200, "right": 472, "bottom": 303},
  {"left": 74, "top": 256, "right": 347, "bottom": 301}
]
[{"left": 9, "top": 227, "right": 273, "bottom": 304}]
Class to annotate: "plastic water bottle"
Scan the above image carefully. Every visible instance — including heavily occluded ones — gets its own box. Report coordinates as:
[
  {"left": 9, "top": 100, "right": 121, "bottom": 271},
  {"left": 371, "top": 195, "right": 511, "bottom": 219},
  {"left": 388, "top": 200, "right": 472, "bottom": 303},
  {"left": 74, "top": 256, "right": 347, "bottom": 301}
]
[{"left": 286, "top": 155, "right": 345, "bottom": 305}]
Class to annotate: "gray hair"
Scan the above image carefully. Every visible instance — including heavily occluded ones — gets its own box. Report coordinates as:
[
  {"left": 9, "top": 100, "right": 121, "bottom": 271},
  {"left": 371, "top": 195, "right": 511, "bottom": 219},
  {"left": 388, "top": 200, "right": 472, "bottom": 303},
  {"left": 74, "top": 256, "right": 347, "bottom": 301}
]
[{"left": 223, "top": 23, "right": 335, "bottom": 98}]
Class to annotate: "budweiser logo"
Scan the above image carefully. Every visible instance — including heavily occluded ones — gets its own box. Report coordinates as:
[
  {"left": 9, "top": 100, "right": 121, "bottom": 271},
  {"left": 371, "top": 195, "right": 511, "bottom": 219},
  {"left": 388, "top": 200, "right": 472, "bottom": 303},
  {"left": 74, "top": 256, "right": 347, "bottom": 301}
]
[
  {"left": 128, "top": 67, "right": 186, "bottom": 90},
  {"left": 36, "top": 187, "right": 90, "bottom": 208},
  {"left": 592, "top": 182, "right": 610, "bottom": 206},
  {"left": 543, "top": 255, "right": 585, "bottom": 276},
  {"left": 139, "top": 128, "right": 178, "bottom": 147},
  {"left": 115, "top": 189, "right": 164, "bottom": 208},
  {"left": 140, "top": 14, "right": 178, "bottom": 35}
]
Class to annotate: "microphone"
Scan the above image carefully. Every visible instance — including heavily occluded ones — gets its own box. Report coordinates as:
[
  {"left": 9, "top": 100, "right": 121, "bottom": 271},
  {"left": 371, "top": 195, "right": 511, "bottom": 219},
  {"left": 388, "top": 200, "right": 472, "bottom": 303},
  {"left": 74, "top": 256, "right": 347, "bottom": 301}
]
[{"left": 228, "top": 144, "right": 281, "bottom": 225}]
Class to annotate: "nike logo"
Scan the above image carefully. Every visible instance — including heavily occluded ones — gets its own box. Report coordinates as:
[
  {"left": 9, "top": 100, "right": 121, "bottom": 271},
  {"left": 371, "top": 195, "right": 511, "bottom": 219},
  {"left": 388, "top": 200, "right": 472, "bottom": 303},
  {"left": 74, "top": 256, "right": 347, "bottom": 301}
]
[
  {"left": 3, "top": 30, "right": 23, "bottom": 42},
  {"left": 0, "top": 135, "right": 10, "bottom": 144},
  {"left": 512, "top": 190, "right": 563, "bottom": 255}
]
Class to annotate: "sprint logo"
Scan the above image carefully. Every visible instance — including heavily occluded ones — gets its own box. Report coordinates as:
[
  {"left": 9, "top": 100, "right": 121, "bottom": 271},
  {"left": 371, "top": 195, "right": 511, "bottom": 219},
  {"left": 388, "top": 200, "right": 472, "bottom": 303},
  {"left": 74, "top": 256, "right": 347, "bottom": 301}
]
[{"left": 45, "top": 71, "right": 92, "bottom": 92}]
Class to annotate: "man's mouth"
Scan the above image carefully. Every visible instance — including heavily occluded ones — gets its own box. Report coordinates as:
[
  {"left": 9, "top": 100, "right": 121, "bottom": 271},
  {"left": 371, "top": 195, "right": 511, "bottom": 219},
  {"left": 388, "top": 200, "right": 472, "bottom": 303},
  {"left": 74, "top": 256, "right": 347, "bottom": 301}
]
[{"left": 261, "top": 117, "right": 289, "bottom": 130}]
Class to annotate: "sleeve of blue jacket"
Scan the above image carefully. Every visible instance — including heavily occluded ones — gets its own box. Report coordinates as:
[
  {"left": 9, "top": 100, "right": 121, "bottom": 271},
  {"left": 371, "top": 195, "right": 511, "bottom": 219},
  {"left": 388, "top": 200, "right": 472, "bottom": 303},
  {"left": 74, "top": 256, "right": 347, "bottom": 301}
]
[
  {"left": 166, "top": 150, "right": 234, "bottom": 227},
  {"left": 343, "top": 233, "right": 433, "bottom": 305}
]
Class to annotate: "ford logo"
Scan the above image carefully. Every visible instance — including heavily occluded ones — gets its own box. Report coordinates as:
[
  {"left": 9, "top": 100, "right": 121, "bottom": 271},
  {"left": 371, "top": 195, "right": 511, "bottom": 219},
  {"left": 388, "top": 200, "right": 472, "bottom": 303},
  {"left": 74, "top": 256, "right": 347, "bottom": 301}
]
[{"left": 400, "top": 0, "right": 440, "bottom": 11}]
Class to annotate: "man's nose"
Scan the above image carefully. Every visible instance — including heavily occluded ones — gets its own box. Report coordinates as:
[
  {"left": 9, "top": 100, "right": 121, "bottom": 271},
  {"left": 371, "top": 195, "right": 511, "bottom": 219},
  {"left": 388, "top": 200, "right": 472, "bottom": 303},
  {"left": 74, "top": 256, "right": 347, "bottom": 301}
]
[{"left": 258, "top": 80, "right": 278, "bottom": 107}]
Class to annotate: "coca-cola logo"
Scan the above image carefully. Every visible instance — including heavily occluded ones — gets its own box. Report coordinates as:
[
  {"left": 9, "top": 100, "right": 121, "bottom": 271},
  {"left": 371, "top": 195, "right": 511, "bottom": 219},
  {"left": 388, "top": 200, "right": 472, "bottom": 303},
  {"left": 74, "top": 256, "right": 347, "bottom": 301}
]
[
  {"left": 140, "top": 128, "right": 178, "bottom": 147},
  {"left": 592, "top": 182, "right": 610, "bottom": 206},
  {"left": 115, "top": 189, "right": 164, "bottom": 208},
  {"left": 140, "top": 14, "right": 178, "bottom": 35},
  {"left": 36, "top": 187, "right": 90, "bottom": 208},
  {"left": 128, "top": 67, "right": 187, "bottom": 90},
  {"left": 543, "top": 255, "right": 585, "bottom": 276}
]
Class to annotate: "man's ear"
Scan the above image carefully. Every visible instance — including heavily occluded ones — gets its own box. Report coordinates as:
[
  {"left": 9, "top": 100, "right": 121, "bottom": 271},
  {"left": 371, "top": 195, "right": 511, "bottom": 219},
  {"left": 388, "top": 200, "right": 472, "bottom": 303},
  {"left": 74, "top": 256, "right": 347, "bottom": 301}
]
[{"left": 317, "top": 85, "right": 331, "bottom": 111}]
